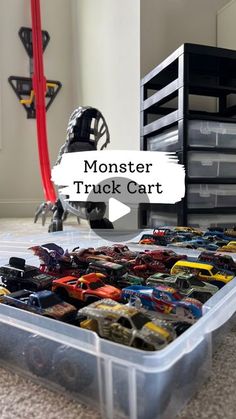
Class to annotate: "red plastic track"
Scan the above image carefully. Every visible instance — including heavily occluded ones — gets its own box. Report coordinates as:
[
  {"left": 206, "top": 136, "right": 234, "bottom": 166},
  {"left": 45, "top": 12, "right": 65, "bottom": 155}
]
[{"left": 30, "top": 0, "right": 56, "bottom": 203}]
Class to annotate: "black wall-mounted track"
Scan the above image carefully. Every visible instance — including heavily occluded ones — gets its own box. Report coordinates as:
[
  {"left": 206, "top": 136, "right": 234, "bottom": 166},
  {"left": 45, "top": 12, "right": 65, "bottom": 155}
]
[{"left": 8, "top": 27, "right": 62, "bottom": 119}]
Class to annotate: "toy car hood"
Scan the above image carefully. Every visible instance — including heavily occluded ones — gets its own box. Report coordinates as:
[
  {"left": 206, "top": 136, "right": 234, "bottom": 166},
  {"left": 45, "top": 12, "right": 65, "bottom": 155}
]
[{"left": 45, "top": 301, "right": 77, "bottom": 319}]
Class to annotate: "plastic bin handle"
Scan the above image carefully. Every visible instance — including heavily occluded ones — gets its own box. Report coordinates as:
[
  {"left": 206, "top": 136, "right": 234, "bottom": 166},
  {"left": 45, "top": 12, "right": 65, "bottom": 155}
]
[{"left": 205, "top": 286, "right": 236, "bottom": 334}]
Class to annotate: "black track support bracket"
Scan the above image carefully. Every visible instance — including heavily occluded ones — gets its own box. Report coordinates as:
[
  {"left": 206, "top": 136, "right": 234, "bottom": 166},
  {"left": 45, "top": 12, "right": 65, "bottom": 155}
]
[
  {"left": 18, "top": 27, "right": 50, "bottom": 58},
  {"left": 9, "top": 27, "right": 62, "bottom": 119}
]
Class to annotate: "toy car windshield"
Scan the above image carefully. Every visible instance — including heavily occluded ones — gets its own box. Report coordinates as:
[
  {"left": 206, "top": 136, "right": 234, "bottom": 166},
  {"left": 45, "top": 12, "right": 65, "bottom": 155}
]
[
  {"left": 89, "top": 262, "right": 127, "bottom": 277},
  {"left": 153, "top": 228, "right": 172, "bottom": 236},
  {"left": 186, "top": 277, "right": 205, "bottom": 287},
  {"left": 89, "top": 281, "right": 104, "bottom": 290},
  {"left": 211, "top": 266, "right": 219, "bottom": 275},
  {"left": 131, "top": 312, "right": 151, "bottom": 329},
  {"left": 1, "top": 264, "right": 40, "bottom": 279},
  {"left": 39, "top": 293, "right": 62, "bottom": 308},
  {"left": 42, "top": 243, "right": 64, "bottom": 256},
  {"left": 113, "top": 245, "right": 129, "bottom": 253},
  {"left": 153, "top": 230, "right": 166, "bottom": 236},
  {"left": 140, "top": 234, "right": 154, "bottom": 240},
  {"left": 23, "top": 266, "right": 42, "bottom": 277},
  {"left": 115, "top": 267, "right": 127, "bottom": 277}
]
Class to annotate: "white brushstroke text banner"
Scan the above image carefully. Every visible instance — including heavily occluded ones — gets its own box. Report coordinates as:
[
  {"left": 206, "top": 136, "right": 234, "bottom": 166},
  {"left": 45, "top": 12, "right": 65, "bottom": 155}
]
[{"left": 52, "top": 150, "right": 185, "bottom": 204}]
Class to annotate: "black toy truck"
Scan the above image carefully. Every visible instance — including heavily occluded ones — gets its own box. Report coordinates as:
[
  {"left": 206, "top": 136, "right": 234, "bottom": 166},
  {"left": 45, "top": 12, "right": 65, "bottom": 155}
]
[{"left": 0, "top": 257, "right": 54, "bottom": 292}]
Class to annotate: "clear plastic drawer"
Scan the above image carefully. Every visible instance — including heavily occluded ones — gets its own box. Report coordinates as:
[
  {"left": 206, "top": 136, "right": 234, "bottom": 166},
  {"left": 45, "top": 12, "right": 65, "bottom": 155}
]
[
  {"left": 146, "top": 210, "right": 178, "bottom": 227},
  {"left": 146, "top": 127, "right": 180, "bottom": 152},
  {"left": 188, "top": 214, "right": 236, "bottom": 228},
  {"left": 188, "top": 184, "right": 236, "bottom": 208},
  {"left": 188, "top": 152, "right": 236, "bottom": 178},
  {"left": 188, "top": 120, "right": 236, "bottom": 149}
]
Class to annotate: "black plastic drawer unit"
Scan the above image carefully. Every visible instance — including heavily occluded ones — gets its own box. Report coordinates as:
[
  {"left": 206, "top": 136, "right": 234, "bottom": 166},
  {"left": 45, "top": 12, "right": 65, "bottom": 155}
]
[{"left": 141, "top": 43, "right": 236, "bottom": 227}]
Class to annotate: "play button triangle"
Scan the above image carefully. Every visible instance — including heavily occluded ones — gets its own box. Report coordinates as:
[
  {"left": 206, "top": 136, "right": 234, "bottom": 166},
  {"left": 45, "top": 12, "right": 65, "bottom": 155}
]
[{"left": 108, "top": 198, "right": 131, "bottom": 223}]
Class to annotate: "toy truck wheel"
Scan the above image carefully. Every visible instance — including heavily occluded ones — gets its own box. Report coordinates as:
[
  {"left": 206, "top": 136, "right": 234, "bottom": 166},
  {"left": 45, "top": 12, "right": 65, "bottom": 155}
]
[
  {"left": 73, "top": 313, "right": 87, "bottom": 326},
  {"left": 174, "top": 338, "right": 209, "bottom": 394},
  {"left": 132, "top": 338, "right": 155, "bottom": 351},
  {"left": 24, "top": 336, "right": 54, "bottom": 377},
  {"left": 0, "top": 324, "right": 22, "bottom": 358},
  {"left": 85, "top": 296, "right": 100, "bottom": 305},
  {"left": 174, "top": 322, "right": 191, "bottom": 336},
  {"left": 54, "top": 287, "right": 69, "bottom": 301},
  {"left": 90, "top": 218, "right": 114, "bottom": 229},
  {"left": 115, "top": 371, "right": 172, "bottom": 418},
  {"left": 123, "top": 294, "right": 136, "bottom": 306},
  {"left": 53, "top": 346, "right": 94, "bottom": 392},
  {"left": 191, "top": 292, "right": 212, "bottom": 304},
  {"left": 48, "top": 219, "right": 63, "bottom": 233}
]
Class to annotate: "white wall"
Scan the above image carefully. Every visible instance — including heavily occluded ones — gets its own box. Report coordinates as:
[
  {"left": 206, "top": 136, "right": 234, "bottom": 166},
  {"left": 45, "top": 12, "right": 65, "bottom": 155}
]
[
  {"left": 71, "top": 0, "right": 140, "bottom": 151},
  {"left": 0, "top": 0, "right": 140, "bottom": 218},
  {"left": 0, "top": 0, "right": 74, "bottom": 216},
  {"left": 1, "top": 0, "right": 231, "bottom": 217},
  {"left": 141, "top": 0, "right": 230, "bottom": 77},
  {"left": 217, "top": 0, "right": 236, "bottom": 49}
]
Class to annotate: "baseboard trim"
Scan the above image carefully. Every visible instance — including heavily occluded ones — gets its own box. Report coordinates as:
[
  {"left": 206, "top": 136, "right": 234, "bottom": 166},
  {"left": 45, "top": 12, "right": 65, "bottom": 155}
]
[{"left": 0, "top": 199, "right": 43, "bottom": 217}]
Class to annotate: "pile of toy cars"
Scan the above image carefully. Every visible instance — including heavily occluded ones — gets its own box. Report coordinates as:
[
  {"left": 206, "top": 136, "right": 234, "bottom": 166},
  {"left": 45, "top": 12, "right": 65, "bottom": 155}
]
[
  {"left": 139, "top": 226, "right": 236, "bottom": 252},
  {"left": 0, "top": 235, "right": 235, "bottom": 362}
]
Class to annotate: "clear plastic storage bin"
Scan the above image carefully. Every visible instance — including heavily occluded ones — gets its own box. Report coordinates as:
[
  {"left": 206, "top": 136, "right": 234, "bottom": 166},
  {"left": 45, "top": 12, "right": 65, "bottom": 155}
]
[
  {"left": 0, "top": 229, "right": 236, "bottom": 419},
  {"left": 0, "top": 268, "right": 236, "bottom": 419},
  {"left": 188, "top": 120, "right": 236, "bottom": 149},
  {"left": 188, "top": 152, "right": 236, "bottom": 178},
  {"left": 188, "top": 184, "right": 236, "bottom": 208}
]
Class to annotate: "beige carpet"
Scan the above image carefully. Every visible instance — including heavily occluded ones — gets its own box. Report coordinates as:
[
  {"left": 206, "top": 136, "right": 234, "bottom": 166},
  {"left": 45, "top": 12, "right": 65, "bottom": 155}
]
[
  {"left": 0, "top": 366, "right": 100, "bottom": 419},
  {"left": 180, "top": 325, "right": 236, "bottom": 419}
]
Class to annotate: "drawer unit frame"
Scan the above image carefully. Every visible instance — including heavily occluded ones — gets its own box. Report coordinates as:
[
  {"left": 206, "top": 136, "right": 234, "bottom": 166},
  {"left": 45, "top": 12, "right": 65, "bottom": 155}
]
[{"left": 141, "top": 43, "right": 236, "bottom": 227}]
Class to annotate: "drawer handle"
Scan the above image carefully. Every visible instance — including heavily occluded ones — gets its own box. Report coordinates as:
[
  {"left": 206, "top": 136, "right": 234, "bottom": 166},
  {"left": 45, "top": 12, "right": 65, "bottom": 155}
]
[{"left": 202, "top": 161, "right": 213, "bottom": 166}]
